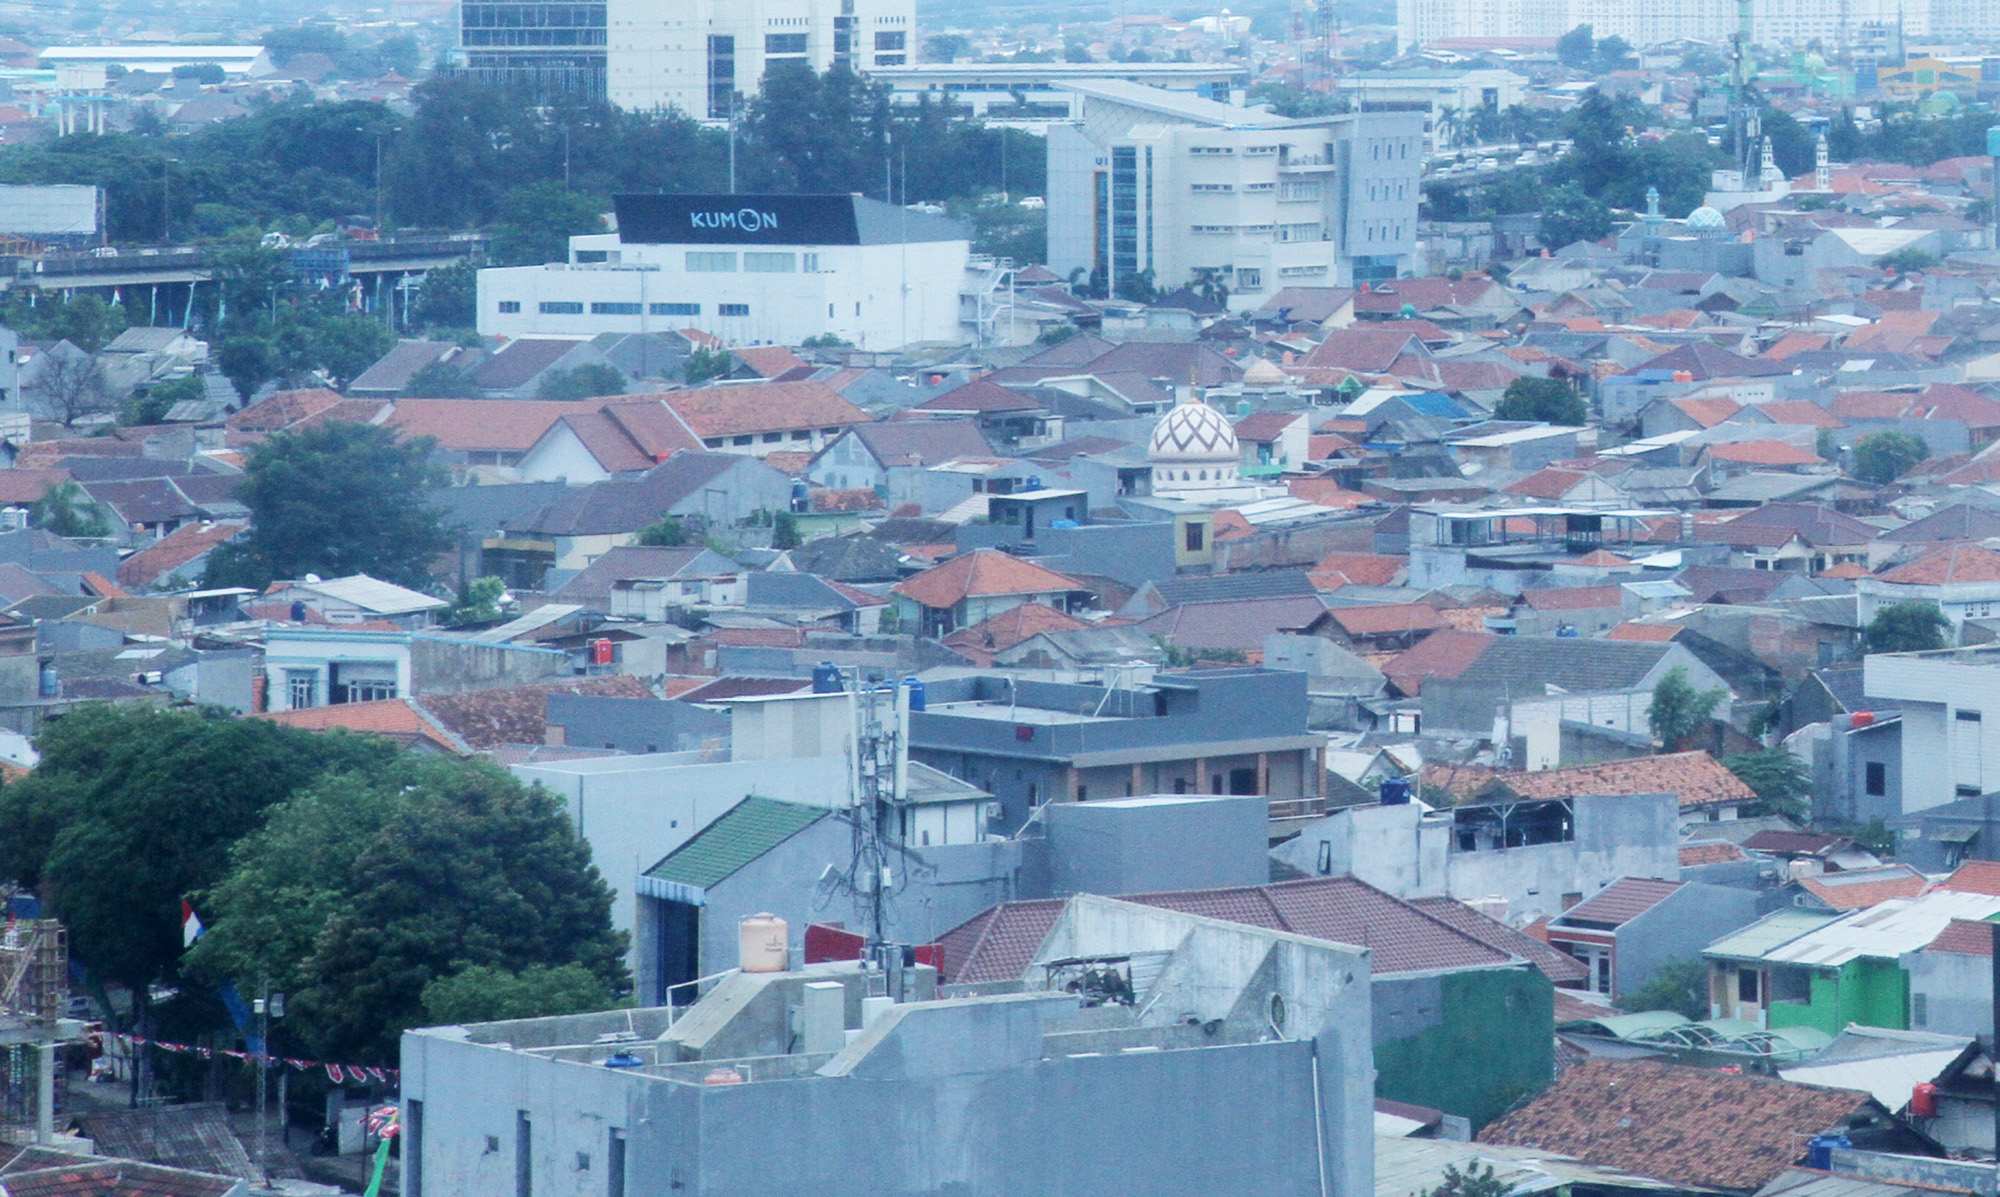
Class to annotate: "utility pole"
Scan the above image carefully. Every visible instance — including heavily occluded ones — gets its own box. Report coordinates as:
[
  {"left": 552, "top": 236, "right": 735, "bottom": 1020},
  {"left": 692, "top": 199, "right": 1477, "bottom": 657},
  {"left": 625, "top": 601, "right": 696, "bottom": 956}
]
[{"left": 254, "top": 988, "right": 283, "bottom": 1189}]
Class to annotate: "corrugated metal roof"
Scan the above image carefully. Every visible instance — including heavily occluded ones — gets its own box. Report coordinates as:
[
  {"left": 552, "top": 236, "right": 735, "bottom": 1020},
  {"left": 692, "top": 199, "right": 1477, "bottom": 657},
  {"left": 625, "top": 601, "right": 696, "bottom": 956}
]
[
  {"left": 292, "top": 573, "right": 448, "bottom": 615},
  {"left": 643, "top": 796, "right": 827, "bottom": 889},
  {"left": 1762, "top": 891, "right": 2000, "bottom": 969},
  {"left": 1705, "top": 908, "right": 1841, "bottom": 961},
  {"left": 1781, "top": 1048, "right": 1970, "bottom": 1109}
]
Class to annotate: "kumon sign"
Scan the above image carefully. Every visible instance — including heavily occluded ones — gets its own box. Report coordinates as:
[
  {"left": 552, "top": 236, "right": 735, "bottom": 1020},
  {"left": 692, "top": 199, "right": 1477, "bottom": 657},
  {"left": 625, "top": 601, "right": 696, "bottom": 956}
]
[{"left": 614, "top": 194, "right": 864, "bottom": 246}]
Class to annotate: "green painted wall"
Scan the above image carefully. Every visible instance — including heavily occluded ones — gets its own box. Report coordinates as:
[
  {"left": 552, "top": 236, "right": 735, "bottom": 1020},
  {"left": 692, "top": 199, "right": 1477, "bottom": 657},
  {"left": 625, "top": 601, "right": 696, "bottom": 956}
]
[
  {"left": 1372, "top": 967, "right": 1553, "bottom": 1131},
  {"left": 1767, "top": 959, "right": 1909, "bottom": 1036}
]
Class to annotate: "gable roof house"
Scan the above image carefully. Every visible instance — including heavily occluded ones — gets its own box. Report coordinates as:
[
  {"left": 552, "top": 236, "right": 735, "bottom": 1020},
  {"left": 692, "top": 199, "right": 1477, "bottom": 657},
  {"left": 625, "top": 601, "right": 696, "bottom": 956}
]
[
  {"left": 891, "top": 550, "right": 1092, "bottom": 637},
  {"left": 1542, "top": 876, "right": 1761, "bottom": 1001},
  {"left": 648, "top": 381, "right": 870, "bottom": 458},
  {"left": 512, "top": 399, "right": 706, "bottom": 483},
  {"left": 1856, "top": 544, "right": 2000, "bottom": 635},
  {"left": 806, "top": 419, "right": 995, "bottom": 506},
  {"left": 1418, "top": 635, "right": 1736, "bottom": 750},
  {"left": 496, "top": 452, "right": 793, "bottom": 577},
  {"left": 468, "top": 337, "right": 618, "bottom": 399},
  {"left": 1700, "top": 503, "right": 1883, "bottom": 573}
]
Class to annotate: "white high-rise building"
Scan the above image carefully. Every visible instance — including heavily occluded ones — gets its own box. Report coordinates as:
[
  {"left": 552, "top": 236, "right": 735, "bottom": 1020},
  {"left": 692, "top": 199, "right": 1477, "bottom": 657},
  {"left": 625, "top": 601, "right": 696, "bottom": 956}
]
[
  {"left": 1397, "top": 0, "right": 1566, "bottom": 51},
  {"left": 1046, "top": 81, "right": 1424, "bottom": 303},
  {"left": 606, "top": 0, "right": 916, "bottom": 117}
]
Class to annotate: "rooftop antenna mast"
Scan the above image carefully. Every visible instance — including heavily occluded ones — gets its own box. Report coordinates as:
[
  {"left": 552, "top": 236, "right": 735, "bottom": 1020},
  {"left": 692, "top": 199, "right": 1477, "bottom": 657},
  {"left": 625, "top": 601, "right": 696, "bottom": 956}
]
[{"left": 1732, "top": 0, "right": 1758, "bottom": 183}]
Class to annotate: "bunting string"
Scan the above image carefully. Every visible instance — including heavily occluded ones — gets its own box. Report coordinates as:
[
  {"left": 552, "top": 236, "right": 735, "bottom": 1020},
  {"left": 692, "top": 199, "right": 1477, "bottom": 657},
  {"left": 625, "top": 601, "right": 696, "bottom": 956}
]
[{"left": 102, "top": 1033, "right": 396, "bottom": 1084}]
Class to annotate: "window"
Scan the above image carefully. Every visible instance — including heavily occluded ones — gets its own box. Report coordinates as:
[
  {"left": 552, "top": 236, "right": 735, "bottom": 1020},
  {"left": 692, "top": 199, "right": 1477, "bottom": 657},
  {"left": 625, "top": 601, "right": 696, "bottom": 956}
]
[
  {"left": 1244, "top": 182, "right": 1274, "bottom": 193},
  {"left": 762, "top": 432, "right": 783, "bottom": 443},
  {"left": 591, "top": 302, "right": 642, "bottom": 315},
  {"left": 346, "top": 679, "right": 396, "bottom": 703},
  {"left": 406, "top": 1101, "right": 423, "bottom": 1197},
  {"left": 732, "top": 435, "right": 754, "bottom": 445},
  {"left": 703, "top": 437, "right": 724, "bottom": 448},
  {"left": 1278, "top": 223, "right": 1322, "bottom": 242},
  {"left": 744, "top": 252, "right": 796, "bottom": 273},
  {"left": 875, "top": 54, "right": 904, "bottom": 64},
  {"left": 1281, "top": 180, "right": 1320, "bottom": 202},
  {"left": 1737, "top": 968, "right": 1759, "bottom": 1003},
  {"left": 707, "top": 35, "right": 735, "bottom": 120},
  {"left": 497, "top": 300, "right": 521, "bottom": 313},
  {"left": 1237, "top": 268, "right": 1261, "bottom": 290},
  {"left": 686, "top": 251, "right": 737, "bottom": 272},
  {"left": 1865, "top": 761, "right": 1886, "bottom": 796},
  {"left": 516, "top": 1112, "right": 532, "bottom": 1197},
  {"left": 651, "top": 302, "right": 699, "bottom": 316},
  {"left": 286, "top": 670, "right": 317, "bottom": 710},
  {"left": 1189, "top": 146, "right": 1233, "bottom": 156},
  {"left": 574, "top": 250, "right": 609, "bottom": 263},
  {"left": 874, "top": 30, "right": 905, "bottom": 50},
  {"left": 765, "top": 32, "right": 807, "bottom": 53},
  {"left": 802, "top": 253, "right": 819, "bottom": 272},
  {"left": 1191, "top": 183, "right": 1233, "bottom": 193},
  {"left": 791, "top": 430, "right": 810, "bottom": 440},
  {"left": 538, "top": 301, "right": 584, "bottom": 315},
  {"left": 1913, "top": 992, "right": 1928, "bottom": 1027},
  {"left": 1184, "top": 521, "right": 1205, "bottom": 552},
  {"left": 718, "top": 303, "right": 750, "bottom": 317}
]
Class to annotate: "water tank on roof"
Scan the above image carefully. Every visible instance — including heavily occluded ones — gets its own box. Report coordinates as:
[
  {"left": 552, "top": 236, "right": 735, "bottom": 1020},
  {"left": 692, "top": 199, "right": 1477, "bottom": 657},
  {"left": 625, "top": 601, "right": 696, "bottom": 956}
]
[
  {"left": 903, "top": 676, "right": 926, "bottom": 712},
  {"left": 1851, "top": 711, "right": 1875, "bottom": 729},
  {"left": 601, "top": 1052, "right": 645, "bottom": 1070},
  {"left": 812, "top": 661, "right": 843, "bottom": 694},
  {"left": 1911, "top": 1082, "right": 1938, "bottom": 1119},
  {"left": 1025, "top": 476, "right": 1043, "bottom": 491},
  {"left": 739, "top": 913, "right": 789, "bottom": 973},
  {"left": 1806, "top": 1135, "right": 1851, "bottom": 1170},
  {"left": 1380, "top": 776, "right": 1412, "bottom": 806},
  {"left": 790, "top": 479, "right": 809, "bottom": 514},
  {"left": 37, "top": 661, "right": 56, "bottom": 699}
]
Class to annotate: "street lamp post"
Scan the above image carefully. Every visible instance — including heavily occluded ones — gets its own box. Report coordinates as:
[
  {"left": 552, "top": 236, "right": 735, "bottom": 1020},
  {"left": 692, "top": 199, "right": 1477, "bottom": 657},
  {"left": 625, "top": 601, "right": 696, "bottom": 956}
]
[{"left": 254, "top": 989, "right": 284, "bottom": 1189}]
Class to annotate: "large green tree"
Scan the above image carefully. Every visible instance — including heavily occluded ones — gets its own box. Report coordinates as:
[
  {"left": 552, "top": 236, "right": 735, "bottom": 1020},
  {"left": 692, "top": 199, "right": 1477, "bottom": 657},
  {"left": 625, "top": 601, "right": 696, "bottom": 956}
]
[
  {"left": 0, "top": 706, "right": 398, "bottom": 1011},
  {"left": 202, "top": 420, "right": 450, "bottom": 590},
  {"left": 1853, "top": 430, "right": 1929, "bottom": 484},
  {"left": 191, "top": 758, "right": 627, "bottom": 1061},
  {"left": 1494, "top": 376, "right": 1587, "bottom": 424},
  {"left": 1723, "top": 749, "right": 1811, "bottom": 823},
  {"left": 1863, "top": 600, "right": 1949, "bottom": 654},
  {"left": 1648, "top": 665, "right": 1725, "bottom": 751}
]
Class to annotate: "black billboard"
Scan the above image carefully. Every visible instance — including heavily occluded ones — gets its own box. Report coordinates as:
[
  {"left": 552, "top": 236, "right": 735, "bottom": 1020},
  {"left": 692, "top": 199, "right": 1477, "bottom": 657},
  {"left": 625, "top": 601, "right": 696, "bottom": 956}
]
[{"left": 613, "top": 194, "right": 861, "bottom": 246}]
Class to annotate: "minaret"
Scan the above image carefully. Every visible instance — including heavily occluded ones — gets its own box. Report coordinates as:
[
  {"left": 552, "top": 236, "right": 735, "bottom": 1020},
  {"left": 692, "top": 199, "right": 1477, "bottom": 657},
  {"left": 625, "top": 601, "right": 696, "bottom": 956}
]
[
  {"left": 1644, "top": 186, "right": 1663, "bottom": 236},
  {"left": 1815, "top": 132, "right": 1831, "bottom": 191},
  {"left": 1759, "top": 136, "right": 1784, "bottom": 187}
]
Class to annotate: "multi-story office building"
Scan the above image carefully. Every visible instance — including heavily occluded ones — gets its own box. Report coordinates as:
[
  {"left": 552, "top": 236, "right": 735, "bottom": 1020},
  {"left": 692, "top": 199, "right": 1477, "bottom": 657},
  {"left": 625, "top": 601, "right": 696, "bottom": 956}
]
[
  {"left": 1047, "top": 81, "right": 1423, "bottom": 304},
  {"left": 1396, "top": 0, "right": 1566, "bottom": 51},
  {"left": 605, "top": 0, "right": 916, "bottom": 116},
  {"left": 457, "top": 0, "right": 607, "bottom": 98},
  {"left": 865, "top": 62, "right": 1249, "bottom": 132},
  {"left": 1397, "top": 0, "right": 1942, "bottom": 49},
  {"left": 476, "top": 193, "right": 970, "bottom": 350}
]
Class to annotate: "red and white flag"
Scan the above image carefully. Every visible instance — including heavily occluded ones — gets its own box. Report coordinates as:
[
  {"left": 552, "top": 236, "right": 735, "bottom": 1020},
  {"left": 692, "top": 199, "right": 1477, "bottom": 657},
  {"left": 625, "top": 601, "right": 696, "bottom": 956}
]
[{"left": 180, "top": 900, "right": 204, "bottom": 949}]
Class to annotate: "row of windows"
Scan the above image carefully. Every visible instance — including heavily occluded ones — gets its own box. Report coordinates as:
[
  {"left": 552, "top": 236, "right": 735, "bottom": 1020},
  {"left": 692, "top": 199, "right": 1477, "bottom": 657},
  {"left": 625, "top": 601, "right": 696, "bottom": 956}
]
[
  {"left": 1191, "top": 183, "right": 1232, "bottom": 193},
  {"left": 462, "top": 3, "right": 604, "bottom": 26},
  {"left": 1189, "top": 145, "right": 1234, "bottom": 156},
  {"left": 463, "top": 29, "right": 606, "bottom": 45},
  {"left": 1362, "top": 222, "right": 1409, "bottom": 242},
  {"left": 1368, "top": 140, "right": 1413, "bottom": 160},
  {"left": 686, "top": 251, "right": 810, "bottom": 273},
  {"left": 502, "top": 300, "right": 721, "bottom": 317},
  {"left": 702, "top": 426, "right": 842, "bottom": 448}
]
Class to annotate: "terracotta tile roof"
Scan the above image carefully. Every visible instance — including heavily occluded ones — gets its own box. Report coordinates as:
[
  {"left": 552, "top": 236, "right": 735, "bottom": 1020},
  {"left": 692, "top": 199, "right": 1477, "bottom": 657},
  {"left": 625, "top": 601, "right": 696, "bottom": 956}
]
[
  {"left": 1703, "top": 440, "right": 1824, "bottom": 466},
  {"left": 811, "top": 487, "right": 886, "bottom": 513},
  {"left": 417, "top": 675, "right": 654, "bottom": 750},
  {"left": 1288, "top": 478, "right": 1374, "bottom": 509},
  {"left": 600, "top": 400, "right": 704, "bottom": 459},
  {"left": 387, "top": 398, "right": 601, "bottom": 453},
  {"left": 1794, "top": 864, "right": 1931, "bottom": 910},
  {"left": 1680, "top": 841, "right": 1746, "bottom": 866},
  {"left": 1671, "top": 396, "right": 1741, "bottom": 427},
  {"left": 1571, "top": 549, "right": 1633, "bottom": 566},
  {"left": 759, "top": 450, "right": 816, "bottom": 476},
  {"left": 556, "top": 410, "right": 657, "bottom": 473},
  {"left": 1383, "top": 629, "right": 1493, "bottom": 696},
  {"left": 892, "top": 550, "right": 1086, "bottom": 610},
  {"left": 1478, "top": 1059, "right": 1873, "bottom": 1192},
  {"left": 940, "top": 876, "right": 1516, "bottom": 985},
  {"left": 1308, "top": 552, "right": 1407, "bottom": 588},
  {"left": 940, "top": 602, "right": 1087, "bottom": 666},
  {"left": 1818, "top": 562, "right": 1870, "bottom": 579},
  {"left": 1942, "top": 860, "right": 2000, "bottom": 896},
  {"left": 1406, "top": 895, "right": 1590, "bottom": 984},
  {"left": 255, "top": 698, "right": 465, "bottom": 753},
  {"left": 116, "top": 520, "right": 248, "bottom": 589},
  {"left": 1741, "top": 830, "right": 1847, "bottom": 855},
  {"left": 706, "top": 627, "right": 809, "bottom": 648},
  {"left": 1551, "top": 878, "right": 1683, "bottom": 929},
  {"left": 732, "top": 345, "right": 807, "bottom": 379},
  {"left": 1520, "top": 585, "right": 1623, "bottom": 611},
  {"left": 651, "top": 381, "right": 870, "bottom": 438},
  {"left": 1880, "top": 544, "right": 2000, "bottom": 585},
  {"left": 0, "top": 469, "right": 72, "bottom": 505},
  {"left": 1418, "top": 762, "right": 1505, "bottom": 803},
  {"left": 1233, "top": 411, "right": 1306, "bottom": 441},
  {"left": 80, "top": 572, "right": 129, "bottom": 599},
  {"left": 1494, "top": 751, "right": 1755, "bottom": 810},
  {"left": 1763, "top": 333, "right": 1830, "bottom": 360},
  {"left": 912, "top": 379, "right": 1045, "bottom": 413},
  {"left": 468, "top": 338, "right": 582, "bottom": 390},
  {"left": 1752, "top": 401, "right": 1844, "bottom": 429},
  {"left": 226, "top": 387, "right": 344, "bottom": 433},
  {"left": 1504, "top": 467, "right": 1594, "bottom": 501},
  {"left": 1325, "top": 602, "right": 1445, "bottom": 637},
  {"left": 675, "top": 676, "right": 812, "bottom": 703},
  {"left": 1924, "top": 918, "right": 1997, "bottom": 956}
]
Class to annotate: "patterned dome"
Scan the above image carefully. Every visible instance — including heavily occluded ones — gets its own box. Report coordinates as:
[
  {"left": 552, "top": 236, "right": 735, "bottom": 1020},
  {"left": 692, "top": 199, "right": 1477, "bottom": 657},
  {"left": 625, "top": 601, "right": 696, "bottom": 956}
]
[
  {"left": 1148, "top": 398, "right": 1239, "bottom": 464},
  {"left": 1685, "top": 205, "right": 1727, "bottom": 232}
]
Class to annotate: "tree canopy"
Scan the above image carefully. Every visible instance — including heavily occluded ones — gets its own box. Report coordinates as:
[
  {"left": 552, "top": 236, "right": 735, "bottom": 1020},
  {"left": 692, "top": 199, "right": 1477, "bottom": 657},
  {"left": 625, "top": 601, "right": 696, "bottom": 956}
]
[
  {"left": 1723, "top": 749, "right": 1811, "bottom": 823},
  {"left": 1863, "top": 600, "right": 1949, "bottom": 655},
  {"left": 1648, "top": 665, "right": 1725, "bottom": 750},
  {"left": 202, "top": 421, "right": 450, "bottom": 591},
  {"left": 1493, "top": 376, "right": 1587, "bottom": 424},
  {"left": 1620, "top": 957, "right": 1709, "bottom": 1021},
  {"left": 1853, "top": 431, "right": 1929, "bottom": 484},
  {"left": 190, "top": 757, "right": 627, "bottom": 1061}
]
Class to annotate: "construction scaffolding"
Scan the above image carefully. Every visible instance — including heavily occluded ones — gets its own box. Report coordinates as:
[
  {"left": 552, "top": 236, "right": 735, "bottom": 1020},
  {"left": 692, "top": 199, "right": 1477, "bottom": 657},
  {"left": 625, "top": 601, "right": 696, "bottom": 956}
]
[{"left": 0, "top": 920, "right": 80, "bottom": 1142}]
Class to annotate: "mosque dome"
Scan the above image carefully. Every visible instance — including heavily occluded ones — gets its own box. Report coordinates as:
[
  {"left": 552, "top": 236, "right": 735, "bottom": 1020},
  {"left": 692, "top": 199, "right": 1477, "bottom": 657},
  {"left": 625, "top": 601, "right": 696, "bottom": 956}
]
[
  {"left": 1685, "top": 205, "right": 1727, "bottom": 232},
  {"left": 1149, "top": 398, "right": 1239, "bottom": 464}
]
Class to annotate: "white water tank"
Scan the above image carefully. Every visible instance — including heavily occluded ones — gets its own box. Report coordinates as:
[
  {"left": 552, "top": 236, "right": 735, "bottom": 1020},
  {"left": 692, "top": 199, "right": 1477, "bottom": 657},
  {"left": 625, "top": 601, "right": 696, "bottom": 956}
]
[{"left": 739, "top": 913, "right": 789, "bottom": 973}]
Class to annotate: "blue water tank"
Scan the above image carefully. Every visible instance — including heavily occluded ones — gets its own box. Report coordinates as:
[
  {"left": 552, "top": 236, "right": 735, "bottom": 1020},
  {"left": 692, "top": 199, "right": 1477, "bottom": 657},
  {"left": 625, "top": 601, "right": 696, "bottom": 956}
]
[
  {"left": 903, "top": 676, "right": 926, "bottom": 712},
  {"left": 601, "top": 1052, "right": 645, "bottom": 1070},
  {"left": 1380, "top": 776, "right": 1412, "bottom": 806},
  {"left": 1806, "top": 1134, "right": 1851, "bottom": 1170},
  {"left": 1025, "top": 476, "right": 1043, "bottom": 491},
  {"left": 1050, "top": 519, "right": 1079, "bottom": 530},
  {"left": 37, "top": 661, "right": 57, "bottom": 699},
  {"left": 811, "top": 661, "right": 842, "bottom": 694}
]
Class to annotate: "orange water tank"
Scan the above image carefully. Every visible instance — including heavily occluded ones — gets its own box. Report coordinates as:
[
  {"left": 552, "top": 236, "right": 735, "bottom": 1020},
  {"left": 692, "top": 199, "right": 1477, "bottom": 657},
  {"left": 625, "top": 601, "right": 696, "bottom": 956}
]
[
  {"left": 1911, "top": 1082, "right": 1938, "bottom": 1118},
  {"left": 1852, "top": 711, "right": 1875, "bottom": 729}
]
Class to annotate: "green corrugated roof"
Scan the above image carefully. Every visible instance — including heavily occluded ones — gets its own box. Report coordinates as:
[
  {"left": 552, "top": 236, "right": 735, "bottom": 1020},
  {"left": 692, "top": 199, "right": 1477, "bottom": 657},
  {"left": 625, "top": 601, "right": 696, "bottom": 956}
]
[
  {"left": 1704, "top": 907, "right": 1839, "bottom": 962},
  {"left": 644, "top": 797, "right": 828, "bottom": 889}
]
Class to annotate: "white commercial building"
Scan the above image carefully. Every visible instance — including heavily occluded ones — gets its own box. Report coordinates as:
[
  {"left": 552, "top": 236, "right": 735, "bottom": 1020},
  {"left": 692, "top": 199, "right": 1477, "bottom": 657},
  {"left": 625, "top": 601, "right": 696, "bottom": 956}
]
[
  {"left": 605, "top": 0, "right": 915, "bottom": 116},
  {"left": 1332, "top": 69, "right": 1529, "bottom": 153},
  {"left": 1047, "top": 81, "right": 1423, "bottom": 304},
  {"left": 38, "top": 45, "right": 274, "bottom": 76},
  {"left": 1396, "top": 0, "right": 1935, "bottom": 48},
  {"left": 1396, "top": 0, "right": 1567, "bottom": 51},
  {"left": 865, "top": 62, "right": 1249, "bottom": 133},
  {"left": 477, "top": 193, "right": 970, "bottom": 350}
]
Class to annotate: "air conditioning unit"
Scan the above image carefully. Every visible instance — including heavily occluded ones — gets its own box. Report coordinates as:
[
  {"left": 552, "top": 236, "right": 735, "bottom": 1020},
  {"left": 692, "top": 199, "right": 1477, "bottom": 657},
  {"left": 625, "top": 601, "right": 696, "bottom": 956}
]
[{"left": 983, "top": 801, "right": 1004, "bottom": 821}]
